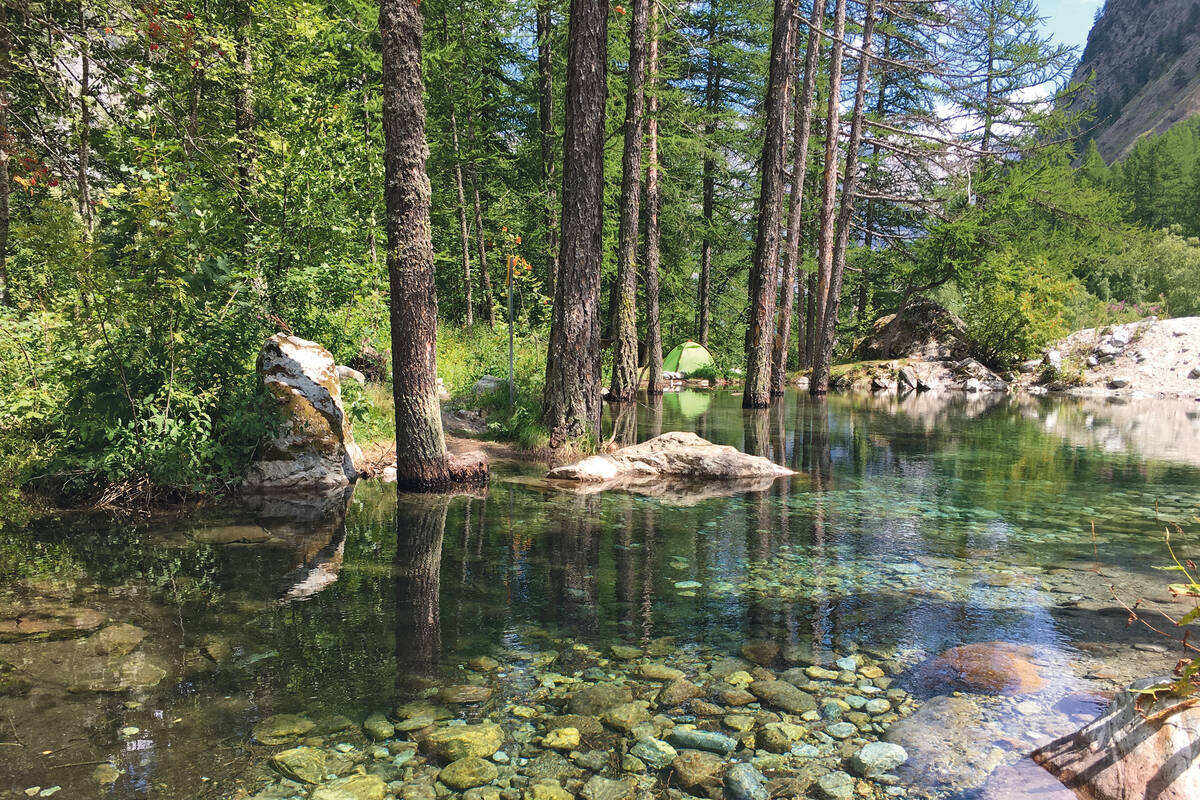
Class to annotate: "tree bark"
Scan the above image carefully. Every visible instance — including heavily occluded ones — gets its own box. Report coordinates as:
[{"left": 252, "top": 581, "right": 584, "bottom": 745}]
[
  {"left": 380, "top": 0, "right": 488, "bottom": 489},
  {"left": 610, "top": 0, "right": 650, "bottom": 401},
  {"left": 542, "top": 0, "right": 609, "bottom": 448},
  {"left": 697, "top": 11, "right": 718, "bottom": 347},
  {"left": 812, "top": 0, "right": 848, "bottom": 342},
  {"left": 643, "top": 4, "right": 663, "bottom": 396},
  {"left": 77, "top": 1, "right": 92, "bottom": 231},
  {"left": 0, "top": 0, "right": 10, "bottom": 307},
  {"left": 464, "top": 105, "right": 496, "bottom": 327},
  {"left": 449, "top": 108, "right": 473, "bottom": 327},
  {"left": 804, "top": 271, "right": 815, "bottom": 365},
  {"left": 771, "top": 0, "right": 825, "bottom": 396},
  {"left": 811, "top": 0, "right": 876, "bottom": 394},
  {"left": 235, "top": 0, "right": 255, "bottom": 215},
  {"left": 742, "top": 0, "right": 797, "bottom": 408},
  {"left": 537, "top": 0, "right": 560, "bottom": 302}
]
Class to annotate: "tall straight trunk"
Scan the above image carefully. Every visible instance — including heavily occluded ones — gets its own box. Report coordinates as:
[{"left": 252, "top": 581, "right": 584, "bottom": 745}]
[
  {"left": 537, "top": 0, "right": 560, "bottom": 302},
  {"left": 610, "top": 0, "right": 650, "bottom": 401},
  {"left": 697, "top": 11, "right": 718, "bottom": 347},
  {"left": 235, "top": 0, "right": 255, "bottom": 216},
  {"left": 742, "top": 0, "right": 797, "bottom": 409},
  {"left": 0, "top": 0, "right": 10, "bottom": 306},
  {"left": 363, "top": 70, "right": 378, "bottom": 268},
  {"left": 380, "top": 0, "right": 488, "bottom": 488},
  {"left": 464, "top": 105, "right": 496, "bottom": 327},
  {"left": 855, "top": 16, "right": 890, "bottom": 324},
  {"left": 804, "top": 271, "right": 815, "bottom": 365},
  {"left": 543, "top": 0, "right": 609, "bottom": 447},
  {"left": 449, "top": 110, "right": 473, "bottom": 327},
  {"left": 77, "top": 2, "right": 92, "bottom": 230},
  {"left": 643, "top": 5, "right": 663, "bottom": 396},
  {"left": 811, "top": 0, "right": 876, "bottom": 394},
  {"left": 771, "top": 0, "right": 825, "bottom": 396},
  {"left": 812, "top": 0, "right": 848, "bottom": 341}
]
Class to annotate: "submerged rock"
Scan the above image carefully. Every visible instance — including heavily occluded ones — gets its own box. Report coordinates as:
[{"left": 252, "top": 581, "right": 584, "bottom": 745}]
[
  {"left": 271, "top": 746, "right": 335, "bottom": 784},
  {"left": 724, "top": 763, "right": 768, "bottom": 800},
  {"left": 568, "top": 683, "right": 632, "bottom": 716},
  {"left": 630, "top": 737, "right": 677, "bottom": 770},
  {"left": 671, "top": 750, "right": 726, "bottom": 793},
  {"left": 580, "top": 775, "right": 634, "bottom": 800},
  {"left": 668, "top": 728, "right": 737, "bottom": 755},
  {"left": 883, "top": 694, "right": 1003, "bottom": 790},
  {"left": 439, "top": 757, "right": 498, "bottom": 790},
  {"left": 0, "top": 606, "right": 106, "bottom": 639},
  {"left": 422, "top": 722, "right": 505, "bottom": 762},
  {"left": 1033, "top": 678, "right": 1200, "bottom": 800},
  {"left": 254, "top": 713, "right": 316, "bottom": 744},
  {"left": 310, "top": 774, "right": 387, "bottom": 800},
  {"left": 243, "top": 333, "right": 364, "bottom": 491},
  {"left": 849, "top": 742, "right": 908, "bottom": 778},
  {"left": 913, "top": 641, "right": 1045, "bottom": 696},
  {"left": 748, "top": 679, "right": 818, "bottom": 714}
]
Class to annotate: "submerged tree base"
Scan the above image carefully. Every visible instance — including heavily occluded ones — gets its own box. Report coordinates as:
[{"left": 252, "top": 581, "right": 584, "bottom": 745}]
[{"left": 393, "top": 451, "right": 490, "bottom": 492}]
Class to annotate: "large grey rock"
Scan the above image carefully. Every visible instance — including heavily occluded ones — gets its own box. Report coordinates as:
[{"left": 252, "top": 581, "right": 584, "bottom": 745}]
[
  {"left": 724, "top": 763, "right": 768, "bottom": 800},
  {"left": 668, "top": 728, "right": 737, "bottom": 755},
  {"left": 1032, "top": 678, "right": 1200, "bottom": 800},
  {"left": 243, "top": 334, "right": 363, "bottom": 490},
  {"left": 546, "top": 432, "right": 793, "bottom": 485},
  {"left": 848, "top": 742, "right": 907, "bottom": 778},
  {"left": 883, "top": 694, "right": 1004, "bottom": 790}
]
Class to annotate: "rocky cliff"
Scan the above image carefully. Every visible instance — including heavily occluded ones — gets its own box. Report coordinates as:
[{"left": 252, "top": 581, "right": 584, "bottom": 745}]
[{"left": 1069, "top": 0, "right": 1200, "bottom": 160}]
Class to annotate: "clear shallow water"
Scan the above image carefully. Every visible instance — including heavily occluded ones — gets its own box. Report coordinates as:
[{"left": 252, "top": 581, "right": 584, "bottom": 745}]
[{"left": 2, "top": 389, "right": 1200, "bottom": 799}]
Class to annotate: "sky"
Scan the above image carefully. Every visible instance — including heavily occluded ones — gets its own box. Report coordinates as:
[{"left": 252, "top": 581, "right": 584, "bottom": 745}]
[{"left": 1039, "top": 0, "right": 1105, "bottom": 52}]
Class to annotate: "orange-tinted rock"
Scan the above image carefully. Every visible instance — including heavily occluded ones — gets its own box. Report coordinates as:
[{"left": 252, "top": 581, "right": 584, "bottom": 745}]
[{"left": 916, "top": 642, "right": 1045, "bottom": 696}]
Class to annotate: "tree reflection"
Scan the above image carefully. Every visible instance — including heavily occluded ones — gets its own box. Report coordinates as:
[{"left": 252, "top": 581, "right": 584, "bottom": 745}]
[
  {"left": 610, "top": 401, "right": 639, "bottom": 446},
  {"left": 394, "top": 493, "right": 450, "bottom": 684}
]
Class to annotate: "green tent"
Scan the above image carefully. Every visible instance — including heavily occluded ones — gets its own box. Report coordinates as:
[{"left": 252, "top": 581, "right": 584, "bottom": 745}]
[{"left": 662, "top": 340, "right": 715, "bottom": 377}]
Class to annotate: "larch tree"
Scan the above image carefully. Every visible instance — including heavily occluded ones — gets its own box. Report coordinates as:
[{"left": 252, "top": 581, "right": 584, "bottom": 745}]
[
  {"left": 772, "top": 0, "right": 825, "bottom": 396},
  {"left": 811, "top": 0, "right": 877, "bottom": 393},
  {"left": 543, "top": 0, "right": 609, "bottom": 447},
  {"left": 380, "top": 0, "right": 488, "bottom": 488},
  {"left": 537, "top": 0, "right": 560, "bottom": 302},
  {"left": 0, "top": 0, "right": 9, "bottom": 307},
  {"left": 696, "top": 5, "right": 719, "bottom": 347},
  {"left": 610, "top": 0, "right": 650, "bottom": 402},
  {"left": 643, "top": 3, "right": 664, "bottom": 396},
  {"left": 743, "top": 0, "right": 797, "bottom": 409},
  {"left": 811, "top": 0, "right": 847, "bottom": 353}
]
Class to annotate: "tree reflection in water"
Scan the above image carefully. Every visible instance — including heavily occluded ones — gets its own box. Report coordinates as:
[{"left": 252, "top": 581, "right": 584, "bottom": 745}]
[{"left": 394, "top": 493, "right": 450, "bottom": 686}]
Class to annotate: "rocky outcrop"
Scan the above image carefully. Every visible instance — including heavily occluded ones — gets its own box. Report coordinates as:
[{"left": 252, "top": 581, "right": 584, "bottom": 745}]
[
  {"left": 856, "top": 298, "right": 969, "bottom": 361},
  {"left": 1033, "top": 678, "right": 1200, "bottom": 800},
  {"left": 244, "top": 334, "right": 364, "bottom": 491},
  {"left": 545, "top": 432, "right": 794, "bottom": 486}
]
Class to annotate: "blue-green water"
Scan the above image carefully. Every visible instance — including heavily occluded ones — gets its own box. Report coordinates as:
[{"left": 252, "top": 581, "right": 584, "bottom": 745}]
[{"left": 1, "top": 389, "right": 1198, "bottom": 798}]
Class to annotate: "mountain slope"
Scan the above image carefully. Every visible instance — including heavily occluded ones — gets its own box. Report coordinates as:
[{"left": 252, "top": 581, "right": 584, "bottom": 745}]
[{"left": 1069, "top": 0, "right": 1200, "bottom": 160}]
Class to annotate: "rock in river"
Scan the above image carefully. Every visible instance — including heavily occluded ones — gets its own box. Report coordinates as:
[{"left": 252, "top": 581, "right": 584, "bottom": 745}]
[
  {"left": 422, "top": 722, "right": 505, "bottom": 762},
  {"left": 310, "top": 774, "right": 387, "bottom": 800},
  {"left": 545, "top": 432, "right": 794, "bottom": 485},
  {"left": 254, "top": 714, "right": 316, "bottom": 745},
  {"left": 1033, "top": 678, "right": 1200, "bottom": 800},
  {"left": 630, "top": 738, "right": 677, "bottom": 770},
  {"left": 439, "top": 757, "right": 498, "bottom": 790},
  {"left": 272, "top": 746, "right": 339, "bottom": 784},
  {"left": 849, "top": 742, "right": 908, "bottom": 778},
  {"left": 671, "top": 750, "right": 726, "bottom": 794},
  {"left": 668, "top": 728, "right": 737, "bottom": 755},
  {"left": 913, "top": 641, "right": 1045, "bottom": 696},
  {"left": 568, "top": 683, "right": 632, "bottom": 716},
  {"left": 724, "top": 763, "right": 768, "bottom": 800},
  {"left": 748, "top": 679, "right": 817, "bottom": 714},
  {"left": 242, "top": 333, "right": 364, "bottom": 491}
]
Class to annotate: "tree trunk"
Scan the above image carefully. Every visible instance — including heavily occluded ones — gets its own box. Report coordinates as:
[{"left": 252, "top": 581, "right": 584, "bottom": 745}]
[
  {"left": 610, "top": 0, "right": 650, "bottom": 401},
  {"left": 77, "top": 1, "right": 92, "bottom": 231},
  {"left": 537, "top": 0, "right": 560, "bottom": 302},
  {"left": 855, "top": 16, "right": 890, "bottom": 326},
  {"left": 542, "top": 0, "right": 609, "bottom": 448},
  {"left": 811, "top": 0, "right": 876, "bottom": 394},
  {"left": 771, "top": 0, "right": 825, "bottom": 396},
  {"left": 380, "top": 0, "right": 488, "bottom": 489},
  {"left": 812, "top": 0, "right": 848, "bottom": 342},
  {"left": 235, "top": 0, "right": 255, "bottom": 216},
  {"left": 697, "top": 11, "right": 718, "bottom": 347},
  {"left": 0, "top": 0, "right": 10, "bottom": 307},
  {"left": 804, "top": 271, "right": 815, "bottom": 366},
  {"left": 742, "top": 0, "right": 797, "bottom": 409},
  {"left": 643, "top": 4, "right": 663, "bottom": 396},
  {"left": 449, "top": 108, "right": 473, "bottom": 327},
  {"left": 465, "top": 105, "right": 496, "bottom": 327}
]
